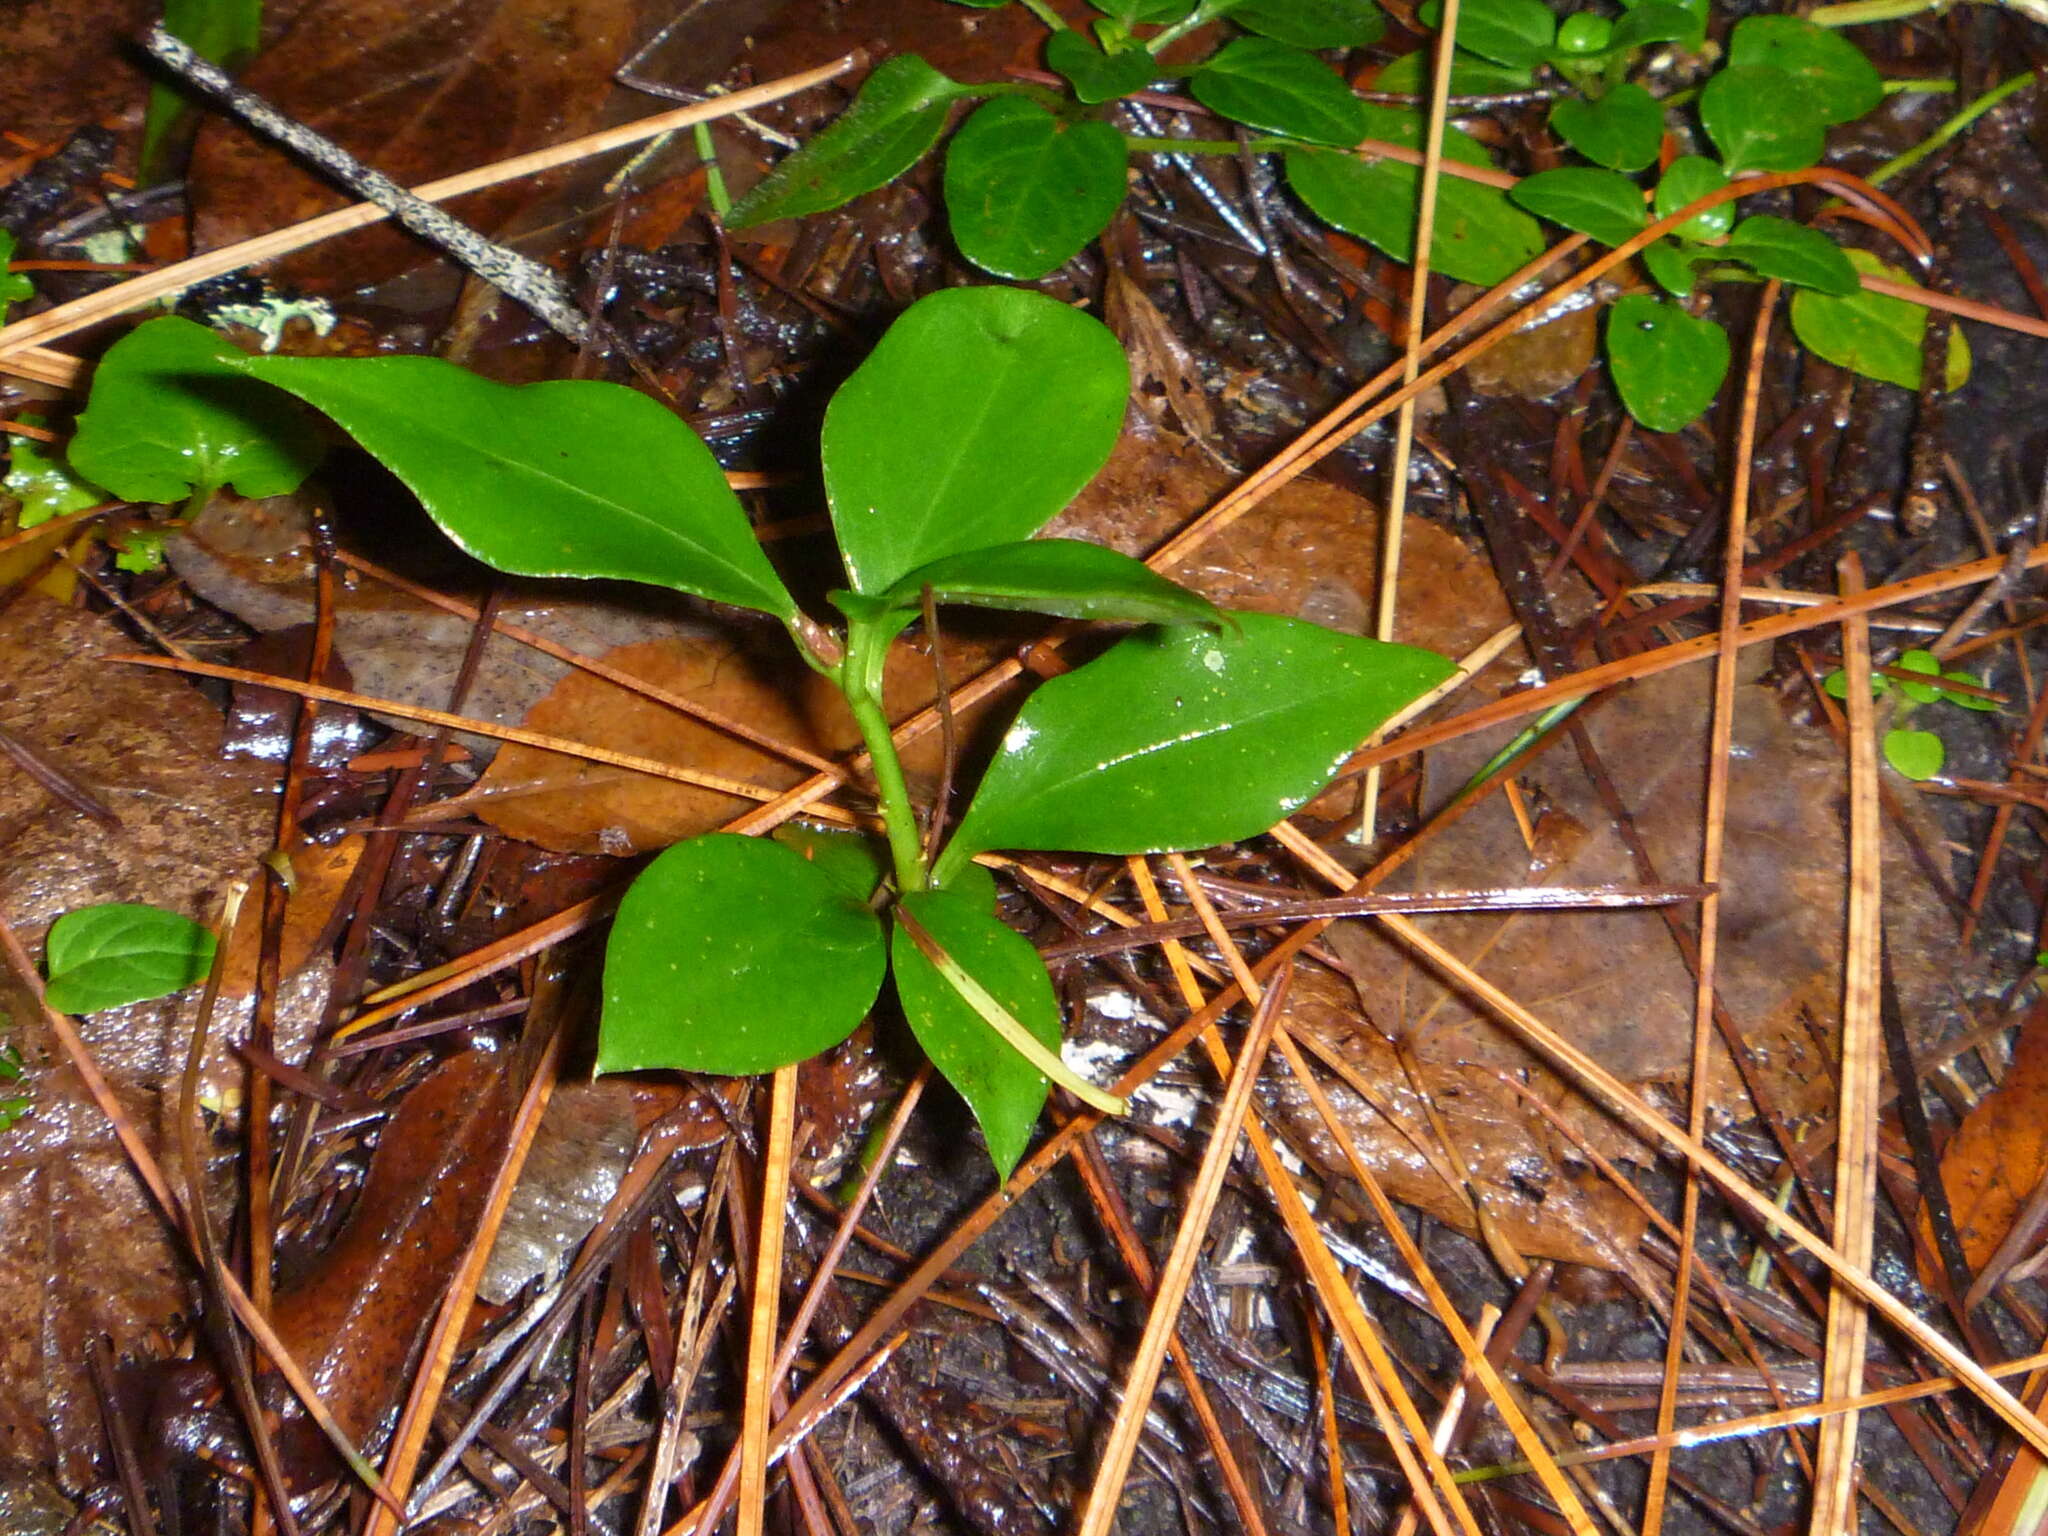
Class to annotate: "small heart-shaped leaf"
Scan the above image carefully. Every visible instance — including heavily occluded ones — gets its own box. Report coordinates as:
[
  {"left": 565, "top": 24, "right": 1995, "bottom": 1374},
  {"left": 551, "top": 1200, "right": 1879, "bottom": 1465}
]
[
  {"left": 1511, "top": 167, "right": 1648, "bottom": 247},
  {"left": 1549, "top": 83, "right": 1664, "bottom": 172},
  {"left": 943, "top": 97, "right": 1129, "bottom": 279},
  {"left": 1044, "top": 30, "right": 1157, "bottom": 103},
  {"left": 1726, "top": 15, "right": 1882, "bottom": 124},
  {"left": 1700, "top": 65, "right": 1824, "bottom": 174},
  {"left": 1724, "top": 215, "right": 1857, "bottom": 296},
  {"left": 1652, "top": 155, "right": 1732, "bottom": 241},
  {"left": 43, "top": 902, "right": 217, "bottom": 1014},
  {"left": 1605, "top": 293, "right": 1731, "bottom": 432}
]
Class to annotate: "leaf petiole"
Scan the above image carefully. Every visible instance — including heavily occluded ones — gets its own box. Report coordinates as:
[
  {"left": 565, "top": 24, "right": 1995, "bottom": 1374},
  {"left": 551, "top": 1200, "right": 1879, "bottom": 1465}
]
[{"left": 896, "top": 905, "right": 1126, "bottom": 1115}]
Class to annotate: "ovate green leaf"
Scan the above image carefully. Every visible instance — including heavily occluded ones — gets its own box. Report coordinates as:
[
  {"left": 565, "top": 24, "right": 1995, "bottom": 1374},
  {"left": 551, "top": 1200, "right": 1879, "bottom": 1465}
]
[
  {"left": 1548, "top": 83, "right": 1664, "bottom": 171},
  {"left": 1726, "top": 16, "right": 1882, "bottom": 124},
  {"left": 1370, "top": 48, "right": 1534, "bottom": 95},
  {"left": 70, "top": 317, "right": 324, "bottom": 503},
  {"left": 1892, "top": 648, "right": 1943, "bottom": 703},
  {"left": 1511, "top": 167, "right": 1648, "bottom": 247},
  {"left": 1189, "top": 38, "right": 1367, "bottom": 146},
  {"left": 239, "top": 353, "right": 798, "bottom": 621},
  {"left": 1288, "top": 146, "right": 1543, "bottom": 286},
  {"left": 1553, "top": 13, "right": 1613, "bottom": 55},
  {"left": 43, "top": 902, "right": 217, "bottom": 1014},
  {"left": 1883, "top": 728, "right": 1943, "bottom": 780},
  {"left": 727, "top": 55, "right": 967, "bottom": 228},
  {"left": 1605, "top": 293, "right": 1730, "bottom": 431},
  {"left": 1641, "top": 238, "right": 1704, "bottom": 298},
  {"left": 1232, "top": 0, "right": 1386, "bottom": 48},
  {"left": 1724, "top": 215, "right": 1857, "bottom": 295},
  {"left": 892, "top": 887, "right": 1062, "bottom": 1180},
  {"left": 943, "top": 98, "right": 1129, "bottom": 279},
  {"left": 1700, "top": 65, "right": 1824, "bottom": 174},
  {"left": 1789, "top": 250, "right": 1970, "bottom": 391},
  {"left": 935, "top": 612, "right": 1453, "bottom": 881},
  {"left": 886, "top": 540, "right": 1224, "bottom": 627},
  {"left": 1044, "top": 30, "right": 1157, "bottom": 104},
  {"left": 822, "top": 287, "right": 1128, "bottom": 595},
  {"left": 1419, "top": 0, "right": 1556, "bottom": 68},
  {"left": 1652, "top": 155, "right": 1732, "bottom": 240},
  {"left": 1608, "top": 0, "right": 1705, "bottom": 52},
  {"left": 599, "top": 835, "right": 887, "bottom": 1076}
]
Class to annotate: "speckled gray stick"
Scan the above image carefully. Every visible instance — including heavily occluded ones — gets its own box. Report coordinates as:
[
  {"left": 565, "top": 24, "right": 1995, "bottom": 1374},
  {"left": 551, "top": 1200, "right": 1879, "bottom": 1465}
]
[{"left": 142, "top": 24, "right": 593, "bottom": 345}]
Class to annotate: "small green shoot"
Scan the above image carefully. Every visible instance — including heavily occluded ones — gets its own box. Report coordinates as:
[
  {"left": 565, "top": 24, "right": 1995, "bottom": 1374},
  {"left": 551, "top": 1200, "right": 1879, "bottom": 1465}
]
[
  {"left": 1822, "top": 647, "right": 1997, "bottom": 782},
  {"left": 72, "top": 292, "right": 1451, "bottom": 1180},
  {"left": 41, "top": 902, "right": 218, "bottom": 1015}
]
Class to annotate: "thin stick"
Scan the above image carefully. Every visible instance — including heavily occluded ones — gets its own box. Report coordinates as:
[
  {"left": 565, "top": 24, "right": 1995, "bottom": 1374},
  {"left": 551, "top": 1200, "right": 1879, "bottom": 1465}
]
[
  {"left": 1073, "top": 974, "right": 1290, "bottom": 1536},
  {"left": 740, "top": 1064, "right": 798, "bottom": 1536},
  {"left": 1812, "top": 554, "right": 1883, "bottom": 1536},
  {"left": 1362, "top": 0, "right": 1462, "bottom": 844},
  {"left": 0, "top": 55, "right": 860, "bottom": 363},
  {"left": 1649, "top": 279, "right": 1779, "bottom": 1536}
]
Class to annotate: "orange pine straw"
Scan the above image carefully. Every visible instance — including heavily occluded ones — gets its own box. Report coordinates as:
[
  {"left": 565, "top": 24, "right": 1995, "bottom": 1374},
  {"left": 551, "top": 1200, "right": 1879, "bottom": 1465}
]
[{"left": 739, "top": 1065, "right": 799, "bottom": 1536}]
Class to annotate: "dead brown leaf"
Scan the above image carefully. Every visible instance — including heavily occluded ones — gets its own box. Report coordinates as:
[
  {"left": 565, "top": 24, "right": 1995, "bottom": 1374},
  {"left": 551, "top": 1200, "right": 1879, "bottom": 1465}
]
[{"left": 1928, "top": 1010, "right": 2048, "bottom": 1275}]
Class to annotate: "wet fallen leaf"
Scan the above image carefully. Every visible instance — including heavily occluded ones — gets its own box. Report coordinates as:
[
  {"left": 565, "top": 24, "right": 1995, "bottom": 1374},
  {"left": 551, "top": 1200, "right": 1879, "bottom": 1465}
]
[
  {"left": 1463, "top": 289, "right": 1600, "bottom": 402},
  {"left": 1927, "top": 1008, "right": 2048, "bottom": 1275},
  {"left": 0, "top": 0, "right": 150, "bottom": 148},
  {"left": 187, "top": 0, "right": 637, "bottom": 288}
]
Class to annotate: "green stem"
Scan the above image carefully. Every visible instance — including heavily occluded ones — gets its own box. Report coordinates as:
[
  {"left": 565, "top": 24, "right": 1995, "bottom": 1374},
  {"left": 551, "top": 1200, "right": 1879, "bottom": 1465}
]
[
  {"left": 1123, "top": 133, "right": 1298, "bottom": 155},
  {"left": 1807, "top": 0, "right": 1947, "bottom": 26},
  {"left": 1868, "top": 70, "right": 2036, "bottom": 187},
  {"left": 839, "top": 615, "right": 928, "bottom": 894},
  {"left": 1017, "top": 0, "right": 1066, "bottom": 31},
  {"left": 1148, "top": 0, "right": 1243, "bottom": 54},
  {"left": 693, "top": 122, "right": 731, "bottom": 218},
  {"left": 1883, "top": 77, "right": 1957, "bottom": 93}
]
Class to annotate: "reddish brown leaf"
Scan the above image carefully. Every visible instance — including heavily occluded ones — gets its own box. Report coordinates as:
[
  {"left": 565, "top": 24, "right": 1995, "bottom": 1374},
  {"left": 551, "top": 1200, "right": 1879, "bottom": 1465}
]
[{"left": 1928, "top": 1011, "right": 2048, "bottom": 1275}]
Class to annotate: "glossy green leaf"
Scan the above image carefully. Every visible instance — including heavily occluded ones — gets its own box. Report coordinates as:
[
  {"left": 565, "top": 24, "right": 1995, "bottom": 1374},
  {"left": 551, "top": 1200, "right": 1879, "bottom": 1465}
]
[
  {"left": 1652, "top": 155, "right": 1732, "bottom": 241},
  {"left": 1608, "top": 0, "right": 1705, "bottom": 52},
  {"left": 599, "top": 834, "right": 887, "bottom": 1076},
  {"left": 4, "top": 422, "right": 105, "bottom": 527},
  {"left": 1511, "top": 167, "right": 1647, "bottom": 247},
  {"left": 884, "top": 540, "right": 1224, "bottom": 627},
  {"left": 822, "top": 287, "right": 1128, "bottom": 596},
  {"left": 892, "top": 887, "right": 1063, "bottom": 1180},
  {"left": 1189, "top": 38, "right": 1367, "bottom": 146},
  {"left": 1231, "top": 0, "right": 1386, "bottom": 48},
  {"left": 1789, "top": 251, "right": 1970, "bottom": 392},
  {"left": 1548, "top": 83, "right": 1664, "bottom": 171},
  {"left": 1553, "top": 12, "right": 1613, "bottom": 55},
  {"left": 1726, "top": 16, "right": 1882, "bottom": 125},
  {"left": 1287, "top": 143, "right": 1543, "bottom": 286},
  {"left": 141, "top": 0, "right": 261, "bottom": 182},
  {"left": 1640, "top": 238, "right": 1704, "bottom": 298},
  {"left": 1370, "top": 47, "right": 1534, "bottom": 95},
  {"left": 1723, "top": 215, "right": 1857, "bottom": 296},
  {"left": 1700, "top": 66, "right": 1824, "bottom": 174},
  {"left": 726, "top": 55, "right": 967, "bottom": 228},
  {"left": 935, "top": 612, "right": 1453, "bottom": 882},
  {"left": 69, "top": 317, "right": 324, "bottom": 504},
  {"left": 1044, "top": 30, "right": 1157, "bottom": 103},
  {"left": 1892, "top": 648, "right": 1943, "bottom": 703},
  {"left": 1605, "top": 294, "right": 1730, "bottom": 432},
  {"left": 238, "top": 352, "right": 798, "bottom": 621},
  {"left": 1940, "top": 670, "right": 2001, "bottom": 712},
  {"left": 943, "top": 98, "right": 1129, "bottom": 279},
  {"left": 1090, "top": 0, "right": 1195, "bottom": 22},
  {"left": 1418, "top": 0, "right": 1556, "bottom": 68},
  {"left": 42, "top": 902, "right": 216, "bottom": 1014},
  {"left": 772, "top": 824, "right": 891, "bottom": 903},
  {"left": 1883, "top": 728, "right": 1943, "bottom": 780},
  {"left": 1822, "top": 667, "right": 1887, "bottom": 700}
]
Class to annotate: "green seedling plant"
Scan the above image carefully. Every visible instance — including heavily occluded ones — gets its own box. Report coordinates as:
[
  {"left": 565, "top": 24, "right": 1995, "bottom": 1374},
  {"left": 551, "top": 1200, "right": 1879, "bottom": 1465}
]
[
  {"left": 729, "top": 0, "right": 1964, "bottom": 432},
  {"left": 65, "top": 289, "right": 1452, "bottom": 1178},
  {"left": 1823, "top": 646, "right": 1999, "bottom": 781}
]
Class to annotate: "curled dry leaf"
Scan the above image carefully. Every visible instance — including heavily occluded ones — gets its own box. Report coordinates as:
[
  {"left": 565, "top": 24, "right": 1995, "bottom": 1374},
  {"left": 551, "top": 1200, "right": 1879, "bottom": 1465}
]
[
  {"left": 187, "top": 0, "right": 636, "bottom": 288},
  {"left": 1924, "top": 1008, "right": 2048, "bottom": 1280}
]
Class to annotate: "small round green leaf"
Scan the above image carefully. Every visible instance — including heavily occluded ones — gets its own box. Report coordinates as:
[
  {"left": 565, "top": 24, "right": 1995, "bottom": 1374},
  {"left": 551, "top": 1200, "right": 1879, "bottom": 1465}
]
[
  {"left": 1940, "top": 671, "right": 2000, "bottom": 712},
  {"left": 1893, "top": 648, "right": 1943, "bottom": 703},
  {"left": 1652, "top": 156, "right": 1732, "bottom": 241},
  {"left": 69, "top": 317, "right": 324, "bottom": 503},
  {"left": 1511, "top": 167, "right": 1648, "bottom": 248},
  {"left": 935, "top": 612, "right": 1453, "bottom": 881},
  {"left": 1231, "top": 0, "right": 1386, "bottom": 48},
  {"left": 1044, "top": 30, "right": 1157, "bottom": 104},
  {"left": 1288, "top": 144, "right": 1543, "bottom": 286},
  {"left": 1605, "top": 294, "right": 1731, "bottom": 432},
  {"left": 1726, "top": 16, "right": 1882, "bottom": 125},
  {"left": 1418, "top": 0, "right": 1556, "bottom": 68},
  {"left": 885, "top": 539, "right": 1225, "bottom": 628},
  {"left": 1554, "top": 13, "right": 1613, "bottom": 55},
  {"left": 892, "top": 887, "right": 1062, "bottom": 1181},
  {"left": 1789, "top": 250, "right": 1971, "bottom": 392},
  {"left": 1883, "top": 728, "right": 1944, "bottom": 780},
  {"left": 600, "top": 835, "right": 887, "bottom": 1077},
  {"left": 1548, "top": 83, "right": 1664, "bottom": 171},
  {"left": 240, "top": 353, "right": 798, "bottom": 622},
  {"left": 1641, "top": 238, "right": 1704, "bottom": 298},
  {"left": 1189, "top": 38, "right": 1367, "bottom": 146},
  {"left": 823, "top": 288, "right": 1129, "bottom": 596},
  {"left": 727, "top": 55, "right": 967, "bottom": 228},
  {"left": 1823, "top": 666, "right": 1890, "bottom": 701},
  {"left": 42, "top": 902, "right": 217, "bottom": 1015},
  {"left": 1700, "top": 66, "right": 1824, "bottom": 174},
  {"left": 1723, "top": 215, "right": 1857, "bottom": 295},
  {"left": 943, "top": 98, "right": 1129, "bottom": 280}
]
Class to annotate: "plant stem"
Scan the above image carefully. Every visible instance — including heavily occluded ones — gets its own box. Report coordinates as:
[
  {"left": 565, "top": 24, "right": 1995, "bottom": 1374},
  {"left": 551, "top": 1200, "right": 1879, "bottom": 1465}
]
[
  {"left": 693, "top": 122, "right": 731, "bottom": 218},
  {"left": 1868, "top": 70, "right": 2036, "bottom": 187},
  {"left": 1883, "top": 77, "right": 1957, "bottom": 93},
  {"left": 1148, "top": 0, "right": 1242, "bottom": 54},
  {"left": 1807, "top": 0, "right": 1946, "bottom": 26},
  {"left": 1123, "top": 134, "right": 1296, "bottom": 155},
  {"left": 1017, "top": 0, "right": 1066, "bottom": 32},
  {"left": 838, "top": 614, "right": 928, "bottom": 893}
]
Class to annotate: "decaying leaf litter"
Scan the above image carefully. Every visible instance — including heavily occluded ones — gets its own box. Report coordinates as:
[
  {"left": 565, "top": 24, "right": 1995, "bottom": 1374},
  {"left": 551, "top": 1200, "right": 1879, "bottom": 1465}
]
[{"left": 4, "top": 1, "right": 2048, "bottom": 1533}]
